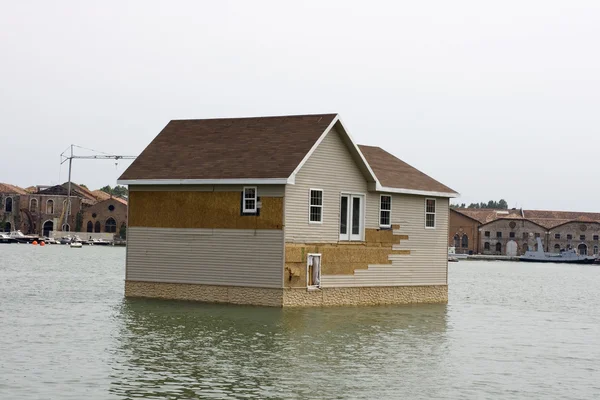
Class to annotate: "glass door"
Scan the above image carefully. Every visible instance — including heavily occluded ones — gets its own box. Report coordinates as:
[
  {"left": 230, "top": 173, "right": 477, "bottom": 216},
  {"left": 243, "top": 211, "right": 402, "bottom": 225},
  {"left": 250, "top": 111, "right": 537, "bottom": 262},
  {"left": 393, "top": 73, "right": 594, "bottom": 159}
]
[
  {"left": 339, "top": 195, "right": 349, "bottom": 241},
  {"left": 339, "top": 194, "right": 363, "bottom": 241},
  {"left": 350, "top": 195, "right": 362, "bottom": 241}
]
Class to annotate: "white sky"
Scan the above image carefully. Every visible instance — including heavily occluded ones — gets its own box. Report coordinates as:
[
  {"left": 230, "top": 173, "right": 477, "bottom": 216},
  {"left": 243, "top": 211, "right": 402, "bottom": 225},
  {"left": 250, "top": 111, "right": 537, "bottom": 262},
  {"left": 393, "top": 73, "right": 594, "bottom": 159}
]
[{"left": 1, "top": 1, "right": 599, "bottom": 210}]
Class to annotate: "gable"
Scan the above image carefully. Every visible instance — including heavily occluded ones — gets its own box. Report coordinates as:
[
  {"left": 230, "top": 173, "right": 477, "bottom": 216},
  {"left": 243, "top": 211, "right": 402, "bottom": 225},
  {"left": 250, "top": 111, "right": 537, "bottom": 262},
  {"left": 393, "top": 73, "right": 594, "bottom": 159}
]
[{"left": 284, "top": 126, "right": 369, "bottom": 243}]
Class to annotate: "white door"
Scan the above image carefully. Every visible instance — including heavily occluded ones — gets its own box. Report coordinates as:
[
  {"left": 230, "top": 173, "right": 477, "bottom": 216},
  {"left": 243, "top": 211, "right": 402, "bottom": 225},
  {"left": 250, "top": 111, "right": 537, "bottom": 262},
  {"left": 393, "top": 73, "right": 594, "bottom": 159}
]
[
  {"left": 506, "top": 240, "right": 517, "bottom": 257},
  {"left": 339, "top": 194, "right": 363, "bottom": 241}
]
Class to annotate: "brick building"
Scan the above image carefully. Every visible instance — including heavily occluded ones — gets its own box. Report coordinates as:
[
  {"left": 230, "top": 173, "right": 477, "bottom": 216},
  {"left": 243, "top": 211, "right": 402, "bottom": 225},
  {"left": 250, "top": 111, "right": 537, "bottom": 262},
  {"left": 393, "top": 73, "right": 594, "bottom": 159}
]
[
  {"left": 450, "top": 208, "right": 600, "bottom": 256},
  {"left": 1, "top": 182, "right": 127, "bottom": 238}
]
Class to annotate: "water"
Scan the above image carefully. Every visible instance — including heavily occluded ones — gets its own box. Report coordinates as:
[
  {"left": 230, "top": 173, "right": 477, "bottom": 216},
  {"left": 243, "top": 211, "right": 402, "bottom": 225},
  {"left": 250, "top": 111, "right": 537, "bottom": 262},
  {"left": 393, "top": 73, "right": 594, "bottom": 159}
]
[{"left": 1, "top": 245, "right": 599, "bottom": 399}]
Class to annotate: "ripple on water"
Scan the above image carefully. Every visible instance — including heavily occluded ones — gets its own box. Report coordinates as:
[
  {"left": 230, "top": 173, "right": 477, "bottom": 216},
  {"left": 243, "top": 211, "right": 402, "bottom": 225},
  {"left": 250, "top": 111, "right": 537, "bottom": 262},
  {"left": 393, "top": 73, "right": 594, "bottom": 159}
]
[{"left": 0, "top": 248, "right": 599, "bottom": 399}]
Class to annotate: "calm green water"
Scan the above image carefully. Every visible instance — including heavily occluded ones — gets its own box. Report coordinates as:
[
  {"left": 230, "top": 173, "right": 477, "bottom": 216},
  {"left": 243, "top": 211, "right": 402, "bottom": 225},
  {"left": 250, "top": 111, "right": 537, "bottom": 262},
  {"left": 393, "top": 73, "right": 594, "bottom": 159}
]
[{"left": 1, "top": 245, "right": 599, "bottom": 399}]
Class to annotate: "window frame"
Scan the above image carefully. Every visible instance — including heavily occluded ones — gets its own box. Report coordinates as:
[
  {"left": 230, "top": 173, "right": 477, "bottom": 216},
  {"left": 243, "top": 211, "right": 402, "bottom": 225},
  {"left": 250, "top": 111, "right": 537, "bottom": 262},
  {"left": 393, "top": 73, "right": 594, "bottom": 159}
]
[
  {"left": 29, "top": 198, "right": 38, "bottom": 212},
  {"left": 4, "top": 196, "right": 13, "bottom": 213},
  {"left": 567, "top": 234, "right": 573, "bottom": 240},
  {"left": 308, "top": 188, "right": 324, "bottom": 224},
  {"left": 242, "top": 186, "right": 257, "bottom": 214},
  {"left": 580, "top": 235, "right": 586, "bottom": 241},
  {"left": 46, "top": 199, "right": 54, "bottom": 214},
  {"left": 555, "top": 233, "right": 561, "bottom": 239},
  {"left": 496, "top": 231, "right": 502, "bottom": 238},
  {"left": 379, "top": 194, "right": 392, "bottom": 228},
  {"left": 425, "top": 198, "right": 436, "bottom": 229},
  {"left": 509, "top": 232, "right": 515, "bottom": 238}
]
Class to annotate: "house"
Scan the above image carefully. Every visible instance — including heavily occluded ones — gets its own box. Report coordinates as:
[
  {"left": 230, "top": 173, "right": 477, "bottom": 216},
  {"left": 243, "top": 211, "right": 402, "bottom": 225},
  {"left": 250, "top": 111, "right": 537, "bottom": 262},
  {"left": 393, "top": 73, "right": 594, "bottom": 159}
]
[
  {"left": 118, "top": 113, "right": 458, "bottom": 307},
  {"left": 450, "top": 208, "right": 600, "bottom": 256}
]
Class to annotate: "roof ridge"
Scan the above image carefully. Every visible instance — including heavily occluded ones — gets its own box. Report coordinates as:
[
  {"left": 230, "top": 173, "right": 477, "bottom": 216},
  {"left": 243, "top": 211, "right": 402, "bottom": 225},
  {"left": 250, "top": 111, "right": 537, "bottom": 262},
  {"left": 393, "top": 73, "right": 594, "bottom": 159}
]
[{"left": 170, "top": 113, "right": 338, "bottom": 122}]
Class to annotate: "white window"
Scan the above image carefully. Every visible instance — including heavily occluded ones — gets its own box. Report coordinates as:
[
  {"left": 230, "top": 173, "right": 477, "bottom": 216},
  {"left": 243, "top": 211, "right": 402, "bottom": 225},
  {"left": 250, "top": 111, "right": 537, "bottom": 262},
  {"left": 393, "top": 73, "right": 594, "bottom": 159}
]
[
  {"left": 425, "top": 198, "right": 436, "bottom": 228},
  {"left": 379, "top": 195, "right": 392, "bottom": 228},
  {"left": 243, "top": 187, "right": 257, "bottom": 213},
  {"left": 309, "top": 189, "right": 323, "bottom": 223}
]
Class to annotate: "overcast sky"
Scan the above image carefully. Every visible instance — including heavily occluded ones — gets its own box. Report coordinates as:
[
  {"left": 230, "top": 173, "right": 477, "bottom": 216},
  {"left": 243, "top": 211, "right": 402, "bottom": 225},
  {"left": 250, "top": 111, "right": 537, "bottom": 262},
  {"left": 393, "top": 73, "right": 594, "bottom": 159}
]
[{"left": 1, "top": 1, "right": 599, "bottom": 210}]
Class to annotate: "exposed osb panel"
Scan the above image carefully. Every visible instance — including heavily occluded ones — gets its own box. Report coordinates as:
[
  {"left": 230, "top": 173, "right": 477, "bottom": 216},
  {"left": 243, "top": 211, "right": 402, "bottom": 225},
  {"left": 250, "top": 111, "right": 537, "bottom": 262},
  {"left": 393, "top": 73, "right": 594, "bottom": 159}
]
[
  {"left": 284, "top": 228, "right": 410, "bottom": 287},
  {"left": 283, "top": 285, "right": 448, "bottom": 307},
  {"left": 129, "top": 191, "right": 283, "bottom": 229}
]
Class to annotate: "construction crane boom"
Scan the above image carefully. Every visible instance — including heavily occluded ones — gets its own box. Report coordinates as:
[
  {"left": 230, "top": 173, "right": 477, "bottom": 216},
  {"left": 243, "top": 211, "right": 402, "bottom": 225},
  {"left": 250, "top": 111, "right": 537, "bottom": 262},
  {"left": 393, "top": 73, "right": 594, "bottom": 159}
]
[{"left": 59, "top": 144, "right": 136, "bottom": 232}]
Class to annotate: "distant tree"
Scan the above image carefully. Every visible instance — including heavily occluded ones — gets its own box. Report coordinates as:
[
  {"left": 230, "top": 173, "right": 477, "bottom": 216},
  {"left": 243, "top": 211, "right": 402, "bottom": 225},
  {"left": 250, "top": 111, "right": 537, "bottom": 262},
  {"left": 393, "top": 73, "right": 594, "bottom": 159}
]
[
  {"left": 464, "top": 199, "right": 509, "bottom": 209},
  {"left": 79, "top": 184, "right": 88, "bottom": 189},
  {"left": 450, "top": 203, "right": 467, "bottom": 209},
  {"left": 119, "top": 224, "right": 127, "bottom": 239},
  {"left": 100, "top": 185, "right": 128, "bottom": 198},
  {"left": 75, "top": 211, "right": 83, "bottom": 232},
  {"left": 113, "top": 185, "right": 128, "bottom": 197}
]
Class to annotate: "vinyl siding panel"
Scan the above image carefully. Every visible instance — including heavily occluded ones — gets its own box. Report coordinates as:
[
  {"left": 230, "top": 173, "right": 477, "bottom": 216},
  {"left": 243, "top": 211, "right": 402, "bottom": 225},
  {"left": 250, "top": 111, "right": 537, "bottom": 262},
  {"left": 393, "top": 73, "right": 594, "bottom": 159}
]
[
  {"left": 129, "top": 184, "right": 285, "bottom": 197},
  {"left": 126, "top": 227, "right": 284, "bottom": 288},
  {"left": 284, "top": 127, "right": 368, "bottom": 242},
  {"left": 322, "top": 195, "right": 449, "bottom": 287}
]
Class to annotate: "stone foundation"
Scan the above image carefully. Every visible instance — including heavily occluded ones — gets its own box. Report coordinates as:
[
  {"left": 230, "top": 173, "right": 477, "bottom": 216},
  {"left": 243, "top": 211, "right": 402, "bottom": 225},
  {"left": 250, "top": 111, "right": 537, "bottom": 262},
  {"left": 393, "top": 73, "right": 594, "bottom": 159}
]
[
  {"left": 283, "top": 285, "right": 448, "bottom": 307},
  {"left": 125, "top": 281, "right": 447, "bottom": 307},
  {"left": 125, "top": 281, "right": 283, "bottom": 307}
]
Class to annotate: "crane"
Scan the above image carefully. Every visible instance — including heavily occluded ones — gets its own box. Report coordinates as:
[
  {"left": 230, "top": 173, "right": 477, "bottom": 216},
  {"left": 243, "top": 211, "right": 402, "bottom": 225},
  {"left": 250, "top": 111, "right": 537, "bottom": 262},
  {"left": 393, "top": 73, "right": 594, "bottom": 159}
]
[{"left": 60, "top": 144, "right": 136, "bottom": 231}]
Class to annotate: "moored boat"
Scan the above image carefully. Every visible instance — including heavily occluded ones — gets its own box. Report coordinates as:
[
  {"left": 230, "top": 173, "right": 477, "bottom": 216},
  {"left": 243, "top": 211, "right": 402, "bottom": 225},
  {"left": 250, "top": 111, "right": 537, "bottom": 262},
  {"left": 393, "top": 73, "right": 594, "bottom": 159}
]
[
  {"left": 520, "top": 238, "right": 596, "bottom": 264},
  {"left": 0, "top": 233, "right": 17, "bottom": 244},
  {"left": 8, "top": 231, "right": 39, "bottom": 244}
]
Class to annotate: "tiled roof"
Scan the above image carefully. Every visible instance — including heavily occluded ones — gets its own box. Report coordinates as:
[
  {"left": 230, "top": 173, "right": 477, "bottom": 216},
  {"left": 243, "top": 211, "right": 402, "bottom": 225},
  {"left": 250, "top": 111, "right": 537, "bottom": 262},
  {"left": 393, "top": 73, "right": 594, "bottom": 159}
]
[
  {"left": 119, "top": 114, "right": 337, "bottom": 181},
  {"left": 358, "top": 145, "right": 457, "bottom": 195},
  {"left": 452, "top": 208, "right": 523, "bottom": 224},
  {"left": 91, "top": 190, "right": 111, "bottom": 201},
  {"left": 0, "top": 183, "right": 28, "bottom": 195},
  {"left": 62, "top": 182, "right": 96, "bottom": 201},
  {"left": 91, "top": 190, "right": 127, "bottom": 205}
]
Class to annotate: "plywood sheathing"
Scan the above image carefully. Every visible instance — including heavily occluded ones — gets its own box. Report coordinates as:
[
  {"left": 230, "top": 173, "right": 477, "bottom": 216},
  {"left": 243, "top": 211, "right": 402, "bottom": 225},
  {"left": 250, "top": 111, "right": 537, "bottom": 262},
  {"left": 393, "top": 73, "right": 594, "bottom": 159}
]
[
  {"left": 284, "top": 228, "right": 410, "bottom": 287},
  {"left": 129, "top": 191, "right": 283, "bottom": 229}
]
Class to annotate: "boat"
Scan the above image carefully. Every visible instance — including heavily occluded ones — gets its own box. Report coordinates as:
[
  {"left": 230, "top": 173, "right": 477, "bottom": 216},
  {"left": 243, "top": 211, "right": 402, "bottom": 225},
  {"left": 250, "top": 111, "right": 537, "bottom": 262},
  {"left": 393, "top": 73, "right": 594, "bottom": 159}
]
[
  {"left": 8, "top": 230, "right": 39, "bottom": 244},
  {"left": 520, "top": 237, "right": 596, "bottom": 264},
  {"left": 91, "top": 238, "right": 111, "bottom": 246},
  {"left": 0, "top": 233, "right": 17, "bottom": 244},
  {"left": 70, "top": 242, "right": 83, "bottom": 248}
]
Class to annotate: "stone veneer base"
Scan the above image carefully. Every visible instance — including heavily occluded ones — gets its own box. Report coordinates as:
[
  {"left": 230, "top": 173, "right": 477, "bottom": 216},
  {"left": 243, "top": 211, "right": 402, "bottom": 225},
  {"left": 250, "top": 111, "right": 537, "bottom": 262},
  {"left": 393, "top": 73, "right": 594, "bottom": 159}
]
[{"left": 125, "top": 281, "right": 448, "bottom": 307}]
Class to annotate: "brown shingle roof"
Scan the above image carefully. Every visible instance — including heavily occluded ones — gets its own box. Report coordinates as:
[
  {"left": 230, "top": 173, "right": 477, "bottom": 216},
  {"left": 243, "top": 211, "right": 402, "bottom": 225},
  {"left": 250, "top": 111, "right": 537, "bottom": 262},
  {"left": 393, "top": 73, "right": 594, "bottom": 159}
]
[
  {"left": 119, "top": 114, "right": 337, "bottom": 181},
  {"left": 358, "top": 145, "right": 457, "bottom": 195},
  {"left": 0, "top": 183, "right": 28, "bottom": 195}
]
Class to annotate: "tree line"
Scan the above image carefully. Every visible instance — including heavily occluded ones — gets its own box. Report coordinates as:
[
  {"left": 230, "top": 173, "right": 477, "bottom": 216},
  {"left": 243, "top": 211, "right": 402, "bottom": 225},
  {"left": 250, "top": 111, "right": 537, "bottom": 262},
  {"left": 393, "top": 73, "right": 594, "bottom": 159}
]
[{"left": 451, "top": 199, "right": 508, "bottom": 209}]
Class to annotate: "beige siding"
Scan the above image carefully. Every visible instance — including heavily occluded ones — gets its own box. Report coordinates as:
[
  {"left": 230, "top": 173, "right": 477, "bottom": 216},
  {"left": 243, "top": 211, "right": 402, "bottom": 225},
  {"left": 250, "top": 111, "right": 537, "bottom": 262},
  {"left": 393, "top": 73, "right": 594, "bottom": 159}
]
[
  {"left": 129, "top": 184, "right": 285, "bottom": 197},
  {"left": 126, "top": 227, "right": 284, "bottom": 288},
  {"left": 284, "top": 127, "right": 368, "bottom": 242},
  {"left": 323, "top": 195, "right": 449, "bottom": 287}
]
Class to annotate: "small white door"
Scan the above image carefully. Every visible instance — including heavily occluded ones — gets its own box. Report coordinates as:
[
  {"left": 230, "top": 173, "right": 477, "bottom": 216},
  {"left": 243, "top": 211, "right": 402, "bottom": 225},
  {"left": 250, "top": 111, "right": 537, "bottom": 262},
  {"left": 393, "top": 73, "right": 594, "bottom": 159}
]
[
  {"left": 339, "top": 194, "right": 363, "bottom": 241},
  {"left": 506, "top": 240, "right": 517, "bottom": 257},
  {"left": 307, "top": 254, "right": 321, "bottom": 288}
]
